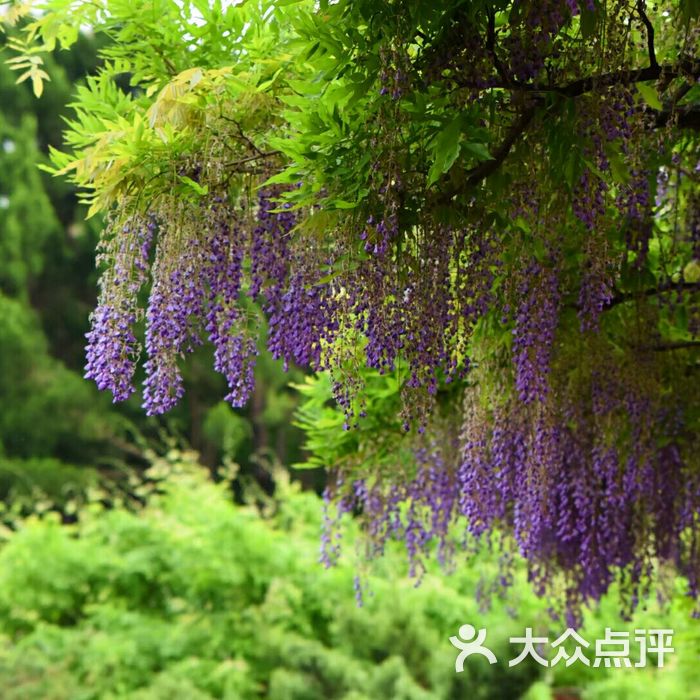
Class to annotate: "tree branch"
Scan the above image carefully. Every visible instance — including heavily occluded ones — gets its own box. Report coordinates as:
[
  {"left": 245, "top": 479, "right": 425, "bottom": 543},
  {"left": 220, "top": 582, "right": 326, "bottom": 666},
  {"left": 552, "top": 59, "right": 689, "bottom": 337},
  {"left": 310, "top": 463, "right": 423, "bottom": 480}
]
[
  {"left": 223, "top": 151, "right": 279, "bottom": 169},
  {"left": 218, "top": 114, "right": 267, "bottom": 156},
  {"left": 657, "top": 104, "right": 700, "bottom": 130},
  {"left": 452, "top": 58, "right": 699, "bottom": 98},
  {"left": 528, "top": 61, "right": 691, "bottom": 97},
  {"left": 435, "top": 98, "right": 700, "bottom": 201},
  {"left": 645, "top": 341, "right": 700, "bottom": 352},
  {"left": 434, "top": 104, "right": 538, "bottom": 202},
  {"left": 436, "top": 52, "right": 700, "bottom": 196},
  {"left": 636, "top": 0, "right": 658, "bottom": 70},
  {"left": 607, "top": 282, "right": 700, "bottom": 310},
  {"left": 485, "top": 8, "right": 510, "bottom": 84},
  {"left": 465, "top": 106, "right": 537, "bottom": 188}
]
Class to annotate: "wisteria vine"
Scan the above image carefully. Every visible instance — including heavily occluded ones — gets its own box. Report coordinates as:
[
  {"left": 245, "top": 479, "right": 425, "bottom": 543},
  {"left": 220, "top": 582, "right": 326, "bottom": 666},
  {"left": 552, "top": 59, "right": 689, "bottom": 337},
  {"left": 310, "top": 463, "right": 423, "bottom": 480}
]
[{"left": 76, "top": 0, "right": 700, "bottom": 620}]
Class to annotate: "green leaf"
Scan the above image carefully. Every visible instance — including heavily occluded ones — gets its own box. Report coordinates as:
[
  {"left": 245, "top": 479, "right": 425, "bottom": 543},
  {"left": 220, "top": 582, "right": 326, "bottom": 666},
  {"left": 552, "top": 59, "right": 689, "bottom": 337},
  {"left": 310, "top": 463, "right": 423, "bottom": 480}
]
[
  {"left": 636, "top": 82, "right": 663, "bottom": 111},
  {"left": 462, "top": 142, "right": 493, "bottom": 162},
  {"left": 332, "top": 199, "right": 360, "bottom": 209},
  {"left": 261, "top": 168, "right": 301, "bottom": 187},
  {"left": 684, "top": 260, "right": 700, "bottom": 284},
  {"left": 513, "top": 216, "right": 531, "bottom": 233},
  {"left": 178, "top": 176, "right": 208, "bottom": 195},
  {"left": 427, "top": 118, "right": 462, "bottom": 186},
  {"left": 564, "top": 151, "right": 579, "bottom": 187},
  {"left": 604, "top": 145, "right": 631, "bottom": 184},
  {"left": 582, "top": 158, "right": 606, "bottom": 182},
  {"left": 257, "top": 66, "right": 284, "bottom": 92}
]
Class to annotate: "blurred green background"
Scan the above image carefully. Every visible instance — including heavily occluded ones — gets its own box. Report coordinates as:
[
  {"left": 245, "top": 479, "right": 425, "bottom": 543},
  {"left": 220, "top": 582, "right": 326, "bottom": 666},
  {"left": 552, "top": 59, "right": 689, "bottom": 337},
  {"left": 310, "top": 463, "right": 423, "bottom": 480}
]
[{"left": 0, "top": 32, "right": 698, "bottom": 700}]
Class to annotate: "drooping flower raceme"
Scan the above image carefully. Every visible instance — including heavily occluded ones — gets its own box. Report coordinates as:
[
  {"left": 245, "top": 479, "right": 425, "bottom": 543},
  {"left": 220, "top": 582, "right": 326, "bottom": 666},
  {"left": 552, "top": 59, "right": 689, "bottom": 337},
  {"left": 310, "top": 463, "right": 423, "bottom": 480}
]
[{"left": 85, "top": 215, "right": 155, "bottom": 402}]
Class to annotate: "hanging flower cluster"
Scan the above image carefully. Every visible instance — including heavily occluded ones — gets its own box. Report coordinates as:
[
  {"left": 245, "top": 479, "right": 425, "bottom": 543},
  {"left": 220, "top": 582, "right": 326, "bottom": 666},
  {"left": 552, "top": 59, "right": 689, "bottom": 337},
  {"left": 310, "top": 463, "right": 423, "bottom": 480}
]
[
  {"left": 322, "top": 340, "right": 700, "bottom": 624},
  {"left": 87, "top": 191, "right": 290, "bottom": 414}
]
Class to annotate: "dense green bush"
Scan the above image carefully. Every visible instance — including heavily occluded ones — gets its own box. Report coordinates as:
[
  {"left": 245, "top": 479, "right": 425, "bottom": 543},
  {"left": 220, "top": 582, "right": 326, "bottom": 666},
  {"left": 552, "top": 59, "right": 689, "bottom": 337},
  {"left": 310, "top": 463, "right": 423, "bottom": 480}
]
[
  {"left": 0, "top": 454, "right": 542, "bottom": 699},
  {"left": 0, "top": 454, "right": 697, "bottom": 699}
]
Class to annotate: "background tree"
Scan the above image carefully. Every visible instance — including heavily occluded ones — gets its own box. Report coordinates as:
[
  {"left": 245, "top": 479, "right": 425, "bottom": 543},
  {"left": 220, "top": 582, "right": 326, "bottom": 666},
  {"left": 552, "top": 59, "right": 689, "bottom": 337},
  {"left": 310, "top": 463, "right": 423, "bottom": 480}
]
[{"left": 0, "top": 25, "right": 304, "bottom": 508}]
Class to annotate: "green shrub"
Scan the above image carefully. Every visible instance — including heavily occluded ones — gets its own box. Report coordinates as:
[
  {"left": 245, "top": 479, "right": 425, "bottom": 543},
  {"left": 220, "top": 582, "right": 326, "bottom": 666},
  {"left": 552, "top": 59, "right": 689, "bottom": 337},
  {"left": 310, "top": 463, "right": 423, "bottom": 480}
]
[
  {"left": 0, "top": 455, "right": 545, "bottom": 698},
  {"left": 0, "top": 454, "right": 697, "bottom": 699}
]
